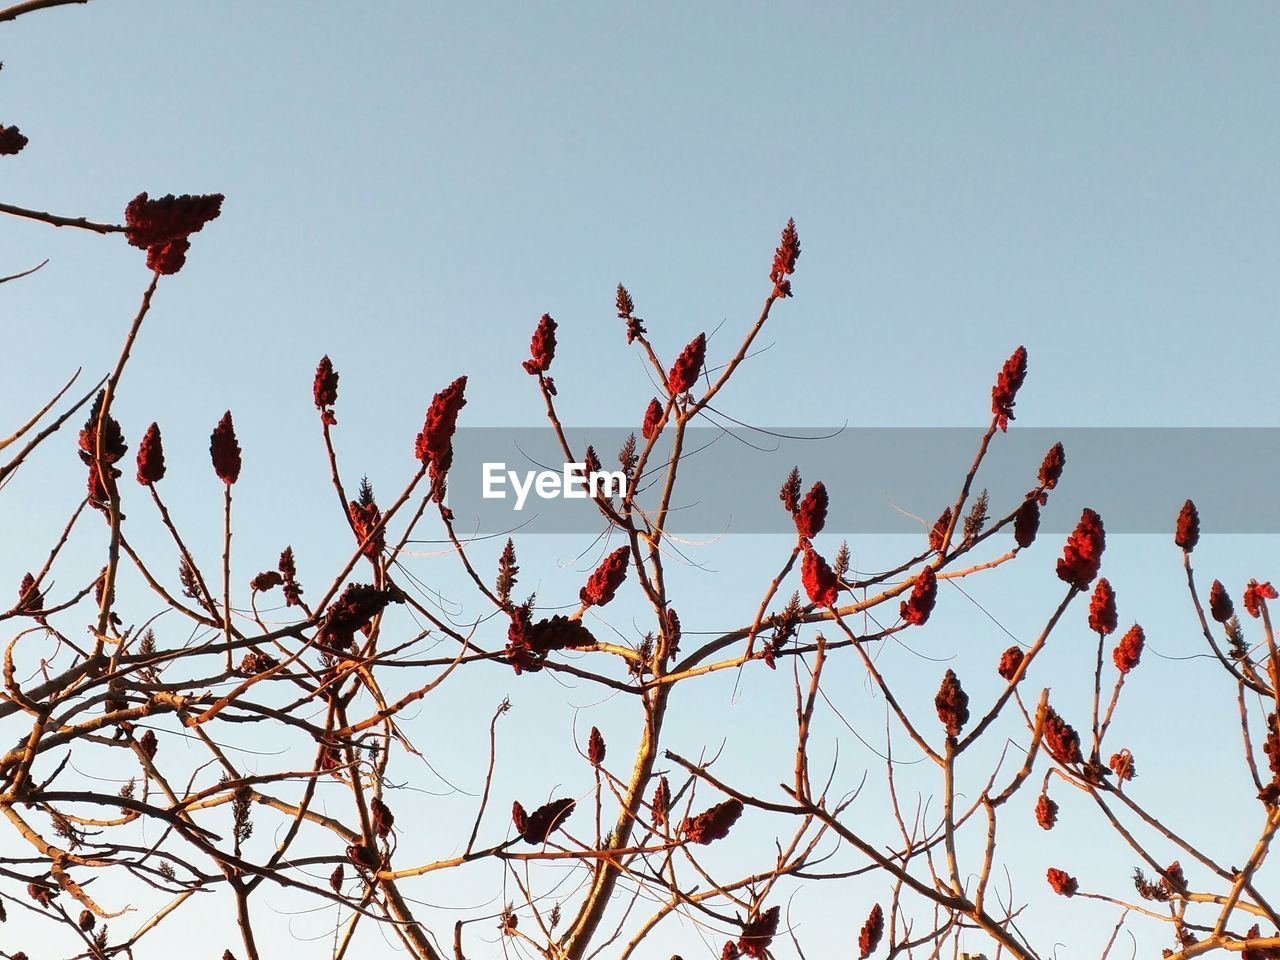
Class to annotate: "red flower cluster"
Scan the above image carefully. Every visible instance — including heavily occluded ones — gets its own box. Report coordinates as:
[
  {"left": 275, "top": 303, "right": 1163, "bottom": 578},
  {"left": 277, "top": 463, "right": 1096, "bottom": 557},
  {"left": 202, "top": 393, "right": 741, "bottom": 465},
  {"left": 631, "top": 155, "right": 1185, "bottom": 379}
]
[
  {"left": 317, "top": 583, "right": 399, "bottom": 649},
  {"left": 250, "top": 570, "right": 284, "bottom": 593},
  {"left": 1057, "top": 508, "right": 1105, "bottom": 589},
  {"left": 1245, "top": 579, "right": 1278, "bottom": 619},
  {"left": 522, "top": 313, "right": 557, "bottom": 375},
  {"left": 1113, "top": 623, "right": 1145, "bottom": 673},
  {"left": 124, "top": 192, "right": 223, "bottom": 275},
  {"left": 997, "top": 645, "right": 1025, "bottom": 681},
  {"left": 209, "top": 411, "right": 241, "bottom": 485},
  {"left": 991, "top": 346, "right": 1028, "bottom": 432},
  {"left": 0, "top": 124, "right": 28, "bottom": 155},
  {"left": 930, "top": 507, "right": 952, "bottom": 553},
  {"left": 900, "top": 565, "right": 937, "bottom": 626},
  {"left": 738, "top": 905, "right": 780, "bottom": 958},
  {"left": 770, "top": 217, "right": 801, "bottom": 297},
  {"left": 857, "top": 903, "right": 884, "bottom": 959},
  {"left": 504, "top": 609, "right": 596, "bottom": 674},
  {"left": 794, "top": 481, "right": 828, "bottom": 539},
  {"left": 616, "top": 283, "right": 646, "bottom": 343},
  {"left": 1043, "top": 706, "right": 1083, "bottom": 765},
  {"left": 314, "top": 355, "right": 339, "bottom": 425},
  {"left": 413, "top": 376, "right": 467, "bottom": 500},
  {"left": 1038, "top": 442, "right": 1066, "bottom": 494},
  {"left": 16, "top": 573, "right": 43, "bottom": 616},
  {"left": 1209, "top": 579, "right": 1235, "bottom": 623},
  {"left": 512, "top": 797, "right": 574, "bottom": 844},
  {"left": 79, "top": 391, "right": 127, "bottom": 513},
  {"left": 1088, "top": 578, "right": 1117, "bottom": 635},
  {"left": 779, "top": 467, "right": 802, "bottom": 513},
  {"left": 279, "top": 547, "right": 304, "bottom": 607},
  {"left": 664, "top": 608, "right": 681, "bottom": 658},
  {"left": 666, "top": 332, "right": 706, "bottom": 395},
  {"left": 348, "top": 477, "right": 385, "bottom": 560},
  {"left": 1036, "top": 792, "right": 1058, "bottom": 830},
  {"left": 935, "top": 669, "right": 969, "bottom": 738},
  {"left": 681, "top": 798, "right": 743, "bottom": 845},
  {"left": 587, "top": 726, "right": 606, "bottom": 766},
  {"left": 1046, "top": 867, "right": 1078, "bottom": 897},
  {"left": 1175, "top": 499, "right": 1199, "bottom": 552},
  {"left": 651, "top": 776, "right": 670, "bottom": 829},
  {"left": 641, "top": 397, "right": 663, "bottom": 441},
  {"left": 1014, "top": 499, "right": 1040, "bottom": 548},
  {"left": 802, "top": 547, "right": 839, "bottom": 607},
  {"left": 136, "top": 422, "right": 166, "bottom": 485},
  {"left": 370, "top": 796, "right": 395, "bottom": 838},
  {"left": 580, "top": 546, "right": 630, "bottom": 607},
  {"left": 1109, "top": 749, "right": 1136, "bottom": 781}
]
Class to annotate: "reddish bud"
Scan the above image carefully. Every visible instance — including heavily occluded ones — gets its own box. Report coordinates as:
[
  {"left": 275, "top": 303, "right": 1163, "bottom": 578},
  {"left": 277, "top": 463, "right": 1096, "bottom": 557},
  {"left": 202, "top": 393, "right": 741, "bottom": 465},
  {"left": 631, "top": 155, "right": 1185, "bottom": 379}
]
[
  {"left": 1113, "top": 624, "right": 1145, "bottom": 674},
  {"left": 1047, "top": 867, "right": 1077, "bottom": 897},
  {"left": 681, "top": 798, "right": 743, "bottom": 845},
  {"left": 858, "top": 903, "right": 884, "bottom": 958},
  {"left": 1043, "top": 706, "right": 1083, "bottom": 765},
  {"left": 935, "top": 669, "right": 969, "bottom": 737},
  {"left": 587, "top": 726, "right": 606, "bottom": 766},
  {"left": 1014, "top": 499, "right": 1040, "bottom": 548},
  {"left": 641, "top": 397, "right": 663, "bottom": 441},
  {"left": 1109, "top": 749, "right": 1136, "bottom": 782},
  {"left": 136, "top": 422, "right": 166, "bottom": 485},
  {"left": 1175, "top": 499, "right": 1200, "bottom": 552},
  {"left": 209, "top": 411, "right": 241, "bottom": 484},
  {"left": 580, "top": 546, "right": 630, "bottom": 608},
  {"left": 1244, "top": 579, "right": 1278, "bottom": 619},
  {"left": 370, "top": 796, "right": 395, "bottom": 838},
  {"left": 737, "top": 905, "right": 780, "bottom": 958},
  {"left": 1088, "top": 578, "right": 1117, "bottom": 635},
  {"left": 795, "top": 481, "right": 828, "bottom": 539},
  {"left": 522, "top": 313, "right": 557, "bottom": 375},
  {"left": 666, "top": 333, "right": 706, "bottom": 394},
  {"left": 997, "top": 645, "right": 1025, "bottom": 681},
  {"left": 314, "top": 355, "right": 339, "bottom": 424},
  {"left": 900, "top": 565, "right": 938, "bottom": 626},
  {"left": 1209, "top": 579, "right": 1234, "bottom": 623},
  {"left": 1036, "top": 793, "right": 1058, "bottom": 830},
  {"left": 1056, "top": 508, "right": 1105, "bottom": 589},
  {"left": 769, "top": 217, "right": 801, "bottom": 297},
  {"left": 801, "top": 547, "right": 839, "bottom": 607},
  {"left": 991, "top": 345, "right": 1028, "bottom": 432},
  {"left": 146, "top": 236, "right": 189, "bottom": 274},
  {"left": 0, "top": 124, "right": 28, "bottom": 155}
]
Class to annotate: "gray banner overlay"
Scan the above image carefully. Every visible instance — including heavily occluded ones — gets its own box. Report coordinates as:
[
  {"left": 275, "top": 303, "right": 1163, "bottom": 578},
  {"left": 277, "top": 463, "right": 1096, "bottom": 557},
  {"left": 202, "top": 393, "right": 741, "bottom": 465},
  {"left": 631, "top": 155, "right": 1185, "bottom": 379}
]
[{"left": 447, "top": 428, "right": 1277, "bottom": 535}]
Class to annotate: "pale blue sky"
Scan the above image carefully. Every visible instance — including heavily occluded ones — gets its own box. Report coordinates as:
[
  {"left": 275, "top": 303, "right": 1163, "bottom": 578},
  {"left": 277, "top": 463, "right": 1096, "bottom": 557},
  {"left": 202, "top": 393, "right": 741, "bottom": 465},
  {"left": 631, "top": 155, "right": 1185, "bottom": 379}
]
[{"left": 2, "top": 3, "right": 1278, "bottom": 957}]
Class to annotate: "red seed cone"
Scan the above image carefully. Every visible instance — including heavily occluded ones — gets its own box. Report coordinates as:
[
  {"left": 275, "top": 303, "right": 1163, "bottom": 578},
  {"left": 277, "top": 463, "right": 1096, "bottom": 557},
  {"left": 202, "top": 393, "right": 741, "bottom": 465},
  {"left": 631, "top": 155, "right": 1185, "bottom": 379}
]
[
  {"left": 801, "top": 547, "right": 839, "bottom": 607},
  {"left": 737, "top": 905, "right": 780, "bottom": 958},
  {"left": 1175, "top": 498, "right": 1200, "bottom": 552},
  {"left": 681, "top": 798, "right": 743, "bottom": 845},
  {"left": 1244, "top": 579, "right": 1278, "bottom": 619},
  {"left": 857, "top": 903, "right": 884, "bottom": 958},
  {"left": 522, "top": 313, "right": 557, "bottom": 375},
  {"left": 1113, "top": 623, "right": 1145, "bottom": 674},
  {"left": 641, "top": 397, "right": 663, "bottom": 441},
  {"left": 795, "top": 481, "right": 828, "bottom": 539},
  {"left": 1036, "top": 792, "right": 1058, "bottom": 829},
  {"left": 666, "top": 333, "right": 706, "bottom": 394},
  {"left": 209, "top": 411, "right": 241, "bottom": 484},
  {"left": 997, "top": 645, "right": 1025, "bottom": 681},
  {"left": 580, "top": 546, "right": 630, "bottom": 607},
  {"left": 1057, "top": 508, "right": 1105, "bottom": 589},
  {"left": 314, "top": 355, "right": 339, "bottom": 425},
  {"left": 991, "top": 346, "right": 1028, "bottom": 432},
  {"left": 136, "top": 422, "right": 166, "bottom": 485},
  {"left": 1014, "top": 499, "right": 1040, "bottom": 548},
  {"left": 1209, "top": 579, "right": 1234, "bottom": 623},
  {"left": 0, "top": 124, "right": 28, "bottom": 155},
  {"left": 587, "top": 726, "right": 606, "bottom": 766},
  {"left": 1047, "top": 867, "right": 1078, "bottom": 896},
  {"left": 769, "top": 217, "right": 801, "bottom": 297},
  {"left": 900, "top": 565, "right": 938, "bottom": 626},
  {"left": 935, "top": 669, "right": 969, "bottom": 737},
  {"left": 1088, "top": 578, "right": 1117, "bottom": 635}
]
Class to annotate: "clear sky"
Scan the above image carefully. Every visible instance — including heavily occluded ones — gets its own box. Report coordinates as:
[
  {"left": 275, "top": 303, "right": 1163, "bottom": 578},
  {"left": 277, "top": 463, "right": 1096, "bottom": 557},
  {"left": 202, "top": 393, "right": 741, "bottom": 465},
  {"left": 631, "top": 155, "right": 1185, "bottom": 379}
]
[{"left": 2, "top": 2, "right": 1278, "bottom": 957}]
